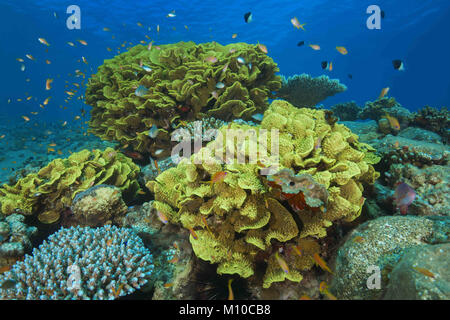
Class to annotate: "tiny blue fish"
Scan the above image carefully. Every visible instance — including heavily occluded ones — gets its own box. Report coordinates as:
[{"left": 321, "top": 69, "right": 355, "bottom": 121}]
[
  {"left": 135, "top": 85, "right": 149, "bottom": 97},
  {"left": 142, "top": 65, "right": 152, "bottom": 72},
  {"left": 148, "top": 124, "right": 159, "bottom": 138},
  {"left": 237, "top": 57, "right": 245, "bottom": 64},
  {"left": 216, "top": 82, "right": 225, "bottom": 89},
  {"left": 251, "top": 113, "right": 263, "bottom": 122}
]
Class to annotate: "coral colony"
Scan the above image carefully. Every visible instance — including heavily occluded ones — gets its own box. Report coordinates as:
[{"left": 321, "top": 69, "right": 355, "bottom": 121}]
[{"left": 0, "top": 3, "right": 448, "bottom": 301}]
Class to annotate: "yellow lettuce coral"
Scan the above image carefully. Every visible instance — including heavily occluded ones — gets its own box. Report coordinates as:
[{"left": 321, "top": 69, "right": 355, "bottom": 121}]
[
  {"left": 86, "top": 41, "right": 281, "bottom": 156},
  {"left": 0, "top": 148, "right": 140, "bottom": 224},
  {"left": 147, "top": 99, "right": 379, "bottom": 287}
]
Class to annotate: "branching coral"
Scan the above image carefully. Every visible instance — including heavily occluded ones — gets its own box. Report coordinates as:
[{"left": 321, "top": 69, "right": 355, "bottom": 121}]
[
  {"left": 147, "top": 99, "right": 379, "bottom": 288},
  {"left": 277, "top": 74, "right": 347, "bottom": 108},
  {"left": 86, "top": 41, "right": 281, "bottom": 156},
  {"left": 0, "top": 148, "right": 140, "bottom": 224},
  {"left": 0, "top": 225, "right": 154, "bottom": 300}
]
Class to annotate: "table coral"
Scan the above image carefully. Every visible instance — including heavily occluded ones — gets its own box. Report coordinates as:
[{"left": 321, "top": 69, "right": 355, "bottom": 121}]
[
  {"left": 86, "top": 41, "right": 281, "bottom": 156},
  {"left": 147, "top": 99, "right": 379, "bottom": 288},
  {"left": 277, "top": 74, "right": 347, "bottom": 108},
  {"left": 0, "top": 225, "right": 154, "bottom": 300},
  {"left": 0, "top": 148, "right": 140, "bottom": 224}
]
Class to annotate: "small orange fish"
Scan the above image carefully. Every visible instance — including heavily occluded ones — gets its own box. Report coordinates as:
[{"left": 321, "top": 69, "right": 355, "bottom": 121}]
[
  {"left": 57, "top": 150, "right": 62, "bottom": 155},
  {"left": 173, "top": 242, "right": 179, "bottom": 250},
  {"left": 43, "top": 97, "right": 50, "bottom": 105},
  {"left": 336, "top": 46, "right": 348, "bottom": 55},
  {"left": 137, "top": 190, "right": 146, "bottom": 195},
  {"left": 378, "top": 87, "right": 390, "bottom": 100},
  {"left": 26, "top": 54, "right": 35, "bottom": 60},
  {"left": 154, "top": 159, "right": 161, "bottom": 175},
  {"left": 291, "top": 17, "right": 306, "bottom": 30},
  {"left": 82, "top": 56, "right": 88, "bottom": 64},
  {"left": 312, "top": 253, "right": 333, "bottom": 274},
  {"left": 156, "top": 210, "right": 168, "bottom": 224},
  {"left": 47, "top": 148, "right": 55, "bottom": 153},
  {"left": 319, "top": 281, "right": 337, "bottom": 300},
  {"left": 205, "top": 56, "right": 217, "bottom": 63},
  {"left": 232, "top": 33, "right": 237, "bottom": 39},
  {"left": 188, "top": 228, "right": 198, "bottom": 240},
  {"left": 353, "top": 236, "right": 365, "bottom": 243},
  {"left": 67, "top": 41, "right": 75, "bottom": 46},
  {"left": 16, "top": 58, "right": 24, "bottom": 62},
  {"left": 202, "top": 171, "right": 227, "bottom": 185},
  {"left": 0, "top": 135, "right": 5, "bottom": 139},
  {"left": 168, "top": 255, "right": 179, "bottom": 264},
  {"left": 309, "top": 44, "right": 320, "bottom": 50},
  {"left": 26, "top": 96, "right": 32, "bottom": 101},
  {"left": 22, "top": 116, "right": 30, "bottom": 121},
  {"left": 77, "top": 39, "right": 88, "bottom": 45},
  {"left": 46, "top": 78, "right": 53, "bottom": 90},
  {"left": 62, "top": 121, "right": 67, "bottom": 127},
  {"left": 228, "top": 279, "right": 234, "bottom": 300},
  {"left": 394, "top": 141, "right": 400, "bottom": 148},
  {"left": 65, "top": 91, "right": 75, "bottom": 96},
  {"left": 163, "top": 283, "right": 173, "bottom": 288},
  {"left": 48, "top": 143, "right": 57, "bottom": 147},
  {"left": 106, "top": 239, "right": 113, "bottom": 246},
  {"left": 38, "top": 38, "right": 50, "bottom": 46},
  {"left": 292, "top": 245, "right": 302, "bottom": 256},
  {"left": 384, "top": 113, "right": 400, "bottom": 131},
  {"left": 412, "top": 267, "right": 435, "bottom": 278},
  {"left": 201, "top": 216, "right": 214, "bottom": 237},
  {"left": 299, "top": 295, "right": 311, "bottom": 300},
  {"left": 275, "top": 251, "right": 289, "bottom": 274},
  {"left": 257, "top": 43, "right": 268, "bottom": 54}
]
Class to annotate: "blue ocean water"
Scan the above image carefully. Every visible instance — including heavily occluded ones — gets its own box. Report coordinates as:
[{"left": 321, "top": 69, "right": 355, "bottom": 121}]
[{"left": 1, "top": 0, "right": 449, "bottom": 125}]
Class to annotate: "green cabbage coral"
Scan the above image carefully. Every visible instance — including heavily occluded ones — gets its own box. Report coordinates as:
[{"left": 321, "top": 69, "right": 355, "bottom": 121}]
[
  {"left": 147, "top": 99, "right": 380, "bottom": 288},
  {"left": 0, "top": 148, "right": 140, "bottom": 224},
  {"left": 86, "top": 41, "right": 281, "bottom": 156}
]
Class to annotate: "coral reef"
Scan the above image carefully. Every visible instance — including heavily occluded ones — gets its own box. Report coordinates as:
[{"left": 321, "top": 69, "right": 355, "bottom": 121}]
[
  {"left": 330, "top": 101, "right": 360, "bottom": 121},
  {"left": 277, "top": 74, "right": 347, "bottom": 108},
  {"left": 0, "top": 214, "right": 37, "bottom": 270},
  {"left": 383, "top": 243, "right": 450, "bottom": 300},
  {"left": 86, "top": 41, "right": 281, "bottom": 156},
  {"left": 412, "top": 106, "right": 449, "bottom": 144},
  {"left": 358, "top": 97, "right": 413, "bottom": 128},
  {"left": 387, "top": 164, "right": 449, "bottom": 216},
  {"left": 67, "top": 185, "right": 128, "bottom": 227},
  {"left": 375, "top": 135, "right": 448, "bottom": 166},
  {"left": 0, "top": 147, "right": 141, "bottom": 224},
  {"left": 147, "top": 99, "right": 379, "bottom": 288},
  {"left": 0, "top": 225, "right": 154, "bottom": 299},
  {"left": 330, "top": 216, "right": 449, "bottom": 300}
]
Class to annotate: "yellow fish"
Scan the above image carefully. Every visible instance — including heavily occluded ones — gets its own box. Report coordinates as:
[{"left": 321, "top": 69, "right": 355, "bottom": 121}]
[
  {"left": 38, "top": 38, "right": 50, "bottom": 46},
  {"left": 45, "top": 78, "right": 53, "bottom": 90},
  {"left": 22, "top": 116, "right": 30, "bottom": 121},
  {"left": 319, "top": 281, "right": 337, "bottom": 300},
  {"left": 412, "top": 267, "right": 435, "bottom": 278},
  {"left": 275, "top": 251, "right": 289, "bottom": 274},
  {"left": 309, "top": 44, "right": 321, "bottom": 50},
  {"left": 384, "top": 113, "right": 400, "bottom": 131},
  {"left": 378, "top": 87, "right": 390, "bottom": 100},
  {"left": 312, "top": 253, "right": 333, "bottom": 274},
  {"left": 291, "top": 17, "right": 306, "bottom": 30},
  {"left": 336, "top": 46, "right": 348, "bottom": 55},
  {"left": 232, "top": 33, "right": 237, "bottom": 39},
  {"left": 77, "top": 39, "right": 88, "bottom": 45},
  {"left": 16, "top": 58, "right": 24, "bottom": 62},
  {"left": 67, "top": 41, "right": 75, "bottom": 46}
]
